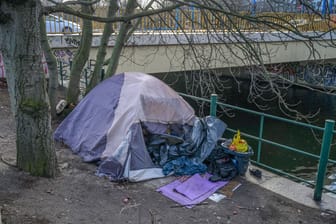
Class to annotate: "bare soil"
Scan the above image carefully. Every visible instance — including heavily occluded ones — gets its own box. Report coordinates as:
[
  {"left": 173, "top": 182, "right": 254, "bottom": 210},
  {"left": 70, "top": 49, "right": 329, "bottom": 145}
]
[{"left": 0, "top": 87, "right": 336, "bottom": 224}]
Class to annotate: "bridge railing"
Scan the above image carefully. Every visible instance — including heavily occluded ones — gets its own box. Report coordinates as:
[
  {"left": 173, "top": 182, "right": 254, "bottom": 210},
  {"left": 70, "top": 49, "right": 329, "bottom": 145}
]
[
  {"left": 46, "top": 7, "right": 336, "bottom": 34},
  {"left": 179, "top": 92, "right": 336, "bottom": 201}
]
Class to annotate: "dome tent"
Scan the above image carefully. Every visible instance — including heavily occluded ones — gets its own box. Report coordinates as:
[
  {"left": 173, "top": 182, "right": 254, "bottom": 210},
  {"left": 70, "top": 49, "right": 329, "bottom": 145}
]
[{"left": 54, "top": 72, "right": 196, "bottom": 182}]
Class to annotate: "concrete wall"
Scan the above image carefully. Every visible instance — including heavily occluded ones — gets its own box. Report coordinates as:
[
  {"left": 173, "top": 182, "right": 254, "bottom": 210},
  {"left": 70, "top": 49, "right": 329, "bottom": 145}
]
[{"left": 48, "top": 32, "right": 336, "bottom": 74}]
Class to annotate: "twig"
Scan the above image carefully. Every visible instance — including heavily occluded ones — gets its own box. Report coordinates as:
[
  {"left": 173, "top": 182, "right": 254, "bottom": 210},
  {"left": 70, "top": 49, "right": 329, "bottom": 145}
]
[
  {"left": 0, "top": 154, "right": 17, "bottom": 168},
  {"left": 170, "top": 202, "right": 209, "bottom": 208},
  {"left": 235, "top": 205, "right": 253, "bottom": 211},
  {"left": 149, "top": 209, "right": 158, "bottom": 224},
  {"left": 119, "top": 203, "right": 141, "bottom": 214},
  {"left": 321, "top": 209, "right": 336, "bottom": 216}
]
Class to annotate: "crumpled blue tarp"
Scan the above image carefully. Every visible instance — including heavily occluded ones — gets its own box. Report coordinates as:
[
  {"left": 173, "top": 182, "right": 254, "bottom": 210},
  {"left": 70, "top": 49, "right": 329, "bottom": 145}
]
[
  {"left": 162, "top": 156, "right": 207, "bottom": 176},
  {"left": 147, "top": 116, "right": 227, "bottom": 176}
]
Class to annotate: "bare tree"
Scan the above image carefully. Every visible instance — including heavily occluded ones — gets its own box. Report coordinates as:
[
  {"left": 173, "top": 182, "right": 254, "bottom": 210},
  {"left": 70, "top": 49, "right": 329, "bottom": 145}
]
[
  {"left": 45, "top": 0, "right": 336, "bottom": 121},
  {"left": 65, "top": 0, "right": 94, "bottom": 105},
  {"left": 152, "top": 0, "right": 336, "bottom": 121},
  {"left": 105, "top": 0, "right": 138, "bottom": 77},
  {"left": 0, "top": 0, "right": 57, "bottom": 177},
  {"left": 86, "top": 0, "right": 120, "bottom": 93},
  {"left": 179, "top": 1, "right": 333, "bottom": 123}
]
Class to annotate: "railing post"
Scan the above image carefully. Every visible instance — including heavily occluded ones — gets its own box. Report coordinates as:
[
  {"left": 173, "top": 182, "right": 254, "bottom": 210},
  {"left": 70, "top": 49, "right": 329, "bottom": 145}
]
[
  {"left": 329, "top": 0, "right": 334, "bottom": 13},
  {"left": 210, "top": 94, "right": 217, "bottom": 117},
  {"left": 322, "top": 0, "right": 327, "bottom": 17},
  {"left": 191, "top": 5, "right": 195, "bottom": 30},
  {"left": 313, "top": 119, "right": 335, "bottom": 201},
  {"left": 84, "top": 69, "right": 88, "bottom": 89},
  {"left": 251, "top": 0, "right": 256, "bottom": 16},
  {"left": 175, "top": 8, "right": 179, "bottom": 30},
  {"left": 100, "top": 68, "right": 105, "bottom": 81},
  {"left": 59, "top": 61, "right": 63, "bottom": 87},
  {"left": 257, "top": 115, "right": 265, "bottom": 163},
  {"left": 69, "top": 59, "right": 72, "bottom": 70}
]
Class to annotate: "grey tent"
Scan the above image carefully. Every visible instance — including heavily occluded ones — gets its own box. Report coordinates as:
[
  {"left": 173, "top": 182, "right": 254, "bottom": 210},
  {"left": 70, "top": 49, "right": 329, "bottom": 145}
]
[{"left": 54, "top": 72, "right": 196, "bottom": 181}]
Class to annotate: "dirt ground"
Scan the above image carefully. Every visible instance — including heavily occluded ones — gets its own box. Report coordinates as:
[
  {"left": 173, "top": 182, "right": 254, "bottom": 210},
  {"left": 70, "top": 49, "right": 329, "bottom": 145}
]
[{"left": 0, "top": 87, "right": 336, "bottom": 224}]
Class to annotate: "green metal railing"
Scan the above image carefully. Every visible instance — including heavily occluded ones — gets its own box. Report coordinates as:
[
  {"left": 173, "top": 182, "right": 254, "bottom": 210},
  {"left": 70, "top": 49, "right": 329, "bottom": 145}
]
[{"left": 179, "top": 92, "right": 336, "bottom": 201}]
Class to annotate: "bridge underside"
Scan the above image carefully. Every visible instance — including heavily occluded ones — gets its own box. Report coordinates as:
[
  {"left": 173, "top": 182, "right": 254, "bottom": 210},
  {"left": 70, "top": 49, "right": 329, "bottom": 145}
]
[
  {"left": 106, "top": 41, "right": 336, "bottom": 74},
  {"left": 49, "top": 33, "right": 336, "bottom": 74},
  {"left": 49, "top": 33, "right": 336, "bottom": 89}
]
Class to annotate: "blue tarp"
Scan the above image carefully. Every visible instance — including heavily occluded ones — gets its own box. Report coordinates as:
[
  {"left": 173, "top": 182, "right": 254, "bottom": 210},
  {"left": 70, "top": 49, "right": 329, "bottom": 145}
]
[{"left": 147, "top": 116, "right": 227, "bottom": 176}]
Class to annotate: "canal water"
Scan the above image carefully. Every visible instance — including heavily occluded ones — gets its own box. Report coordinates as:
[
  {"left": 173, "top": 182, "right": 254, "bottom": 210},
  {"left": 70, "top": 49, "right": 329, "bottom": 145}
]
[{"left": 155, "top": 72, "right": 336, "bottom": 183}]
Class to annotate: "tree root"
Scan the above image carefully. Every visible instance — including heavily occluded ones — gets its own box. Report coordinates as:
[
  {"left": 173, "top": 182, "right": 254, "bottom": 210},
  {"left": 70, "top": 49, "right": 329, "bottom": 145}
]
[{"left": 0, "top": 154, "right": 17, "bottom": 168}]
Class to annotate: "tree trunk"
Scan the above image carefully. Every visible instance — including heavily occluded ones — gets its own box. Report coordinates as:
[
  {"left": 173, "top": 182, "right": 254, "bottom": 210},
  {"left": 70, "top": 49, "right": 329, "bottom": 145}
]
[
  {"left": 106, "top": 0, "right": 138, "bottom": 77},
  {"left": 66, "top": 1, "right": 93, "bottom": 105},
  {"left": 0, "top": 0, "right": 57, "bottom": 177},
  {"left": 86, "top": 0, "right": 119, "bottom": 94},
  {"left": 40, "top": 18, "right": 58, "bottom": 119}
]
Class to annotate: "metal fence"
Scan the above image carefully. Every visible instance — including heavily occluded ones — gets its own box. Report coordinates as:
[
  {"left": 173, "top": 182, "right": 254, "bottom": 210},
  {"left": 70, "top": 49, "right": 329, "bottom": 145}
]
[
  {"left": 178, "top": 92, "right": 336, "bottom": 201},
  {"left": 45, "top": 6, "right": 336, "bottom": 34}
]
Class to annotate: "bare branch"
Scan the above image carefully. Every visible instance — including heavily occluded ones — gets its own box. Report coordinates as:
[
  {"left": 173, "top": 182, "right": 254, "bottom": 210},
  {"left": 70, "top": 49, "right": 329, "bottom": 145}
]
[
  {"left": 46, "top": 0, "right": 101, "bottom": 5},
  {"left": 44, "top": 2, "right": 185, "bottom": 23}
]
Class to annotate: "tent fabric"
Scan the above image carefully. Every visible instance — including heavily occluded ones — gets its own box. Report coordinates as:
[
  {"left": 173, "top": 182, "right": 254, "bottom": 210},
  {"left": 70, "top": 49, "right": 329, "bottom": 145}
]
[
  {"left": 97, "top": 116, "right": 226, "bottom": 181},
  {"left": 54, "top": 72, "right": 196, "bottom": 181},
  {"left": 54, "top": 73, "right": 124, "bottom": 162},
  {"left": 103, "top": 73, "right": 195, "bottom": 159}
]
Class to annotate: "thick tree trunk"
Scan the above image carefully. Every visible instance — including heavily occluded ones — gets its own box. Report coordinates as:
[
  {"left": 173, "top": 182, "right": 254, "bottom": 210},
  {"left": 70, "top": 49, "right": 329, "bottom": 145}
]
[
  {"left": 86, "top": 0, "right": 119, "bottom": 94},
  {"left": 106, "top": 0, "right": 137, "bottom": 77},
  {"left": 0, "top": 0, "right": 57, "bottom": 177},
  {"left": 66, "top": 1, "right": 93, "bottom": 105},
  {"left": 40, "top": 18, "right": 58, "bottom": 119}
]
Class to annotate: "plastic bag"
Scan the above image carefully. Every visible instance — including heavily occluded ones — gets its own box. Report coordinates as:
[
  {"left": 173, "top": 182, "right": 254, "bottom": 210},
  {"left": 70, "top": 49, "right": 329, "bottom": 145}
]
[{"left": 229, "top": 130, "right": 248, "bottom": 152}]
